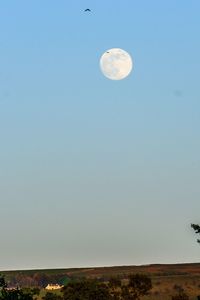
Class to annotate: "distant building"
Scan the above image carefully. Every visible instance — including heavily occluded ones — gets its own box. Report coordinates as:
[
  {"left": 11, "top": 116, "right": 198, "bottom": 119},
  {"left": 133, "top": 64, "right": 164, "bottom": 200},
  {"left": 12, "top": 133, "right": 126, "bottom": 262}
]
[
  {"left": 45, "top": 284, "right": 63, "bottom": 290},
  {"left": 5, "top": 287, "right": 18, "bottom": 291}
]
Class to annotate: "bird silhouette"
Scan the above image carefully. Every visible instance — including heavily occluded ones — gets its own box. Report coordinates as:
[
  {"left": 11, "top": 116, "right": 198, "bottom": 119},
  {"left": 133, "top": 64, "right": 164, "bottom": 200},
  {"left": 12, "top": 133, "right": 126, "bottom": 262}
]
[{"left": 84, "top": 8, "right": 91, "bottom": 12}]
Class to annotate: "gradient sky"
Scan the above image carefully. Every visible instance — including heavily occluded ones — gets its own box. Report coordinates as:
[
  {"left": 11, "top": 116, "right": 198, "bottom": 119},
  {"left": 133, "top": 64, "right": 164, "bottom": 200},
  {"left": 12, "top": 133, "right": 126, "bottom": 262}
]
[{"left": 0, "top": 0, "right": 200, "bottom": 270}]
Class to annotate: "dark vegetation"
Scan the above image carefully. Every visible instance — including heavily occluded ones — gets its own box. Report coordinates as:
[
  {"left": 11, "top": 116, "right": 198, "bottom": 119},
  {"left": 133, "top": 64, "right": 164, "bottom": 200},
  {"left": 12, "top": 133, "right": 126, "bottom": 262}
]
[
  {"left": 191, "top": 224, "right": 200, "bottom": 244},
  {"left": 61, "top": 274, "right": 152, "bottom": 300},
  {"left": 1, "top": 273, "right": 152, "bottom": 300},
  {"left": 0, "top": 275, "right": 39, "bottom": 300}
]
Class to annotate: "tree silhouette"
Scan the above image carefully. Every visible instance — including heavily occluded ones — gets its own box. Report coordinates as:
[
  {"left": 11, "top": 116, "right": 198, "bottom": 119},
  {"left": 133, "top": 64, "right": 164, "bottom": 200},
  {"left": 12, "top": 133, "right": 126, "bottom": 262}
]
[
  {"left": 0, "top": 274, "right": 36, "bottom": 300},
  {"left": 0, "top": 276, "right": 7, "bottom": 289},
  {"left": 62, "top": 279, "right": 110, "bottom": 300},
  {"left": 191, "top": 223, "right": 200, "bottom": 243},
  {"left": 108, "top": 274, "right": 152, "bottom": 300},
  {"left": 108, "top": 277, "right": 121, "bottom": 300},
  {"left": 127, "top": 274, "right": 152, "bottom": 300},
  {"left": 171, "top": 291, "right": 189, "bottom": 300}
]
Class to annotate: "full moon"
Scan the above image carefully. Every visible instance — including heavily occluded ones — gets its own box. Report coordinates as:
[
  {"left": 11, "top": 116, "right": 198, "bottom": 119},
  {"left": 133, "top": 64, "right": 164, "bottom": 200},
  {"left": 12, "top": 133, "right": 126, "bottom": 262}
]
[{"left": 100, "top": 48, "right": 133, "bottom": 80}]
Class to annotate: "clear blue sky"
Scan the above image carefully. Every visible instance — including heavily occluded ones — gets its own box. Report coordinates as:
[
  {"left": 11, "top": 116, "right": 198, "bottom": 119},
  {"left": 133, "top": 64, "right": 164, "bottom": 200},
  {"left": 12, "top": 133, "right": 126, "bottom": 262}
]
[{"left": 0, "top": 0, "right": 200, "bottom": 270}]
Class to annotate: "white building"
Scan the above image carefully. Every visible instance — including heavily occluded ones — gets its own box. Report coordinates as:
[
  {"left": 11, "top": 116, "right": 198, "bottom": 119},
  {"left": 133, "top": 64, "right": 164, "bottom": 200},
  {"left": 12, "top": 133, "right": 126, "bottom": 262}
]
[{"left": 45, "top": 284, "right": 63, "bottom": 290}]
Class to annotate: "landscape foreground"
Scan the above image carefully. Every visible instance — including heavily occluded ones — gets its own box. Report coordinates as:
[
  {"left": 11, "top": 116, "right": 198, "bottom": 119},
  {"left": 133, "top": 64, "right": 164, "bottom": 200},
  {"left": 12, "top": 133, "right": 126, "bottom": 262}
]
[{"left": 1, "top": 263, "right": 200, "bottom": 300}]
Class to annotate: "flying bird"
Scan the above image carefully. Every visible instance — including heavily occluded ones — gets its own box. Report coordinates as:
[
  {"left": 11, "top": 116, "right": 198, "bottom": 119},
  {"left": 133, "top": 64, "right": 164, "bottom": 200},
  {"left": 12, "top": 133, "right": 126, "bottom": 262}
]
[{"left": 84, "top": 8, "right": 91, "bottom": 12}]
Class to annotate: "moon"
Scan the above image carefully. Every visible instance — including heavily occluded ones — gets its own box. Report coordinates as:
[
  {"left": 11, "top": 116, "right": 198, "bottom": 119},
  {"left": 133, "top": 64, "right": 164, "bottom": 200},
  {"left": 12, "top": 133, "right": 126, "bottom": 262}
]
[{"left": 100, "top": 48, "right": 133, "bottom": 80}]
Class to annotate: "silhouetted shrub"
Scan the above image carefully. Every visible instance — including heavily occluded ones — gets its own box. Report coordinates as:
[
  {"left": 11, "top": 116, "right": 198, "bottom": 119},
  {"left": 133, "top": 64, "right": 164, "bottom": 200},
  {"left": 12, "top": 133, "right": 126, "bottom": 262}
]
[
  {"left": 127, "top": 273, "right": 152, "bottom": 299},
  {"left": 42, "top": 292, "right": 62, "bottom": 300},
  {"left": 62, "top": 279, "right": 110, "bottom": 300},
  {"left": 171, "top": 291, "right": 189, "bottom": 300}
]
